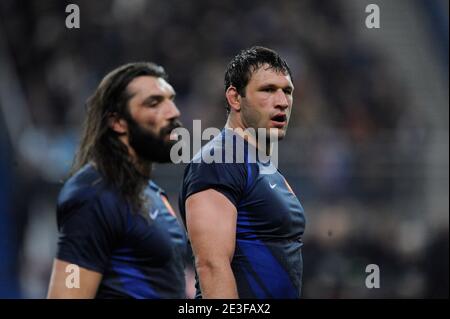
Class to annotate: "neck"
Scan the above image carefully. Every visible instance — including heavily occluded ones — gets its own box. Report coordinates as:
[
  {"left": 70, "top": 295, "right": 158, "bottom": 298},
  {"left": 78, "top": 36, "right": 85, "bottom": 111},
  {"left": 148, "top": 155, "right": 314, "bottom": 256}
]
[{"left": 225, "top": 114, "right": 272, "bottom": 157}]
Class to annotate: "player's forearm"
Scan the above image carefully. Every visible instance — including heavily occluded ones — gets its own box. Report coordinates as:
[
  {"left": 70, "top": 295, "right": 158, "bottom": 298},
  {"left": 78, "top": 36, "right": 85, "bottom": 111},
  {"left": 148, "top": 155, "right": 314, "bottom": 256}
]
[{"left": 196, "top": 260, "right": 239, "bottom": 298}]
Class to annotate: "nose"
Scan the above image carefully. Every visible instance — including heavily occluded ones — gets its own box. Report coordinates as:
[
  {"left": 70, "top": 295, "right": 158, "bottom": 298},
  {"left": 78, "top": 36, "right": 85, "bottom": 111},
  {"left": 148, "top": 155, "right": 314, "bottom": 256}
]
[
  {"left": 166, "top": 100, "right": 181, "bottom": 120},
  {"left": 275, "top": 89, "right": 289, "bottom": 110}
]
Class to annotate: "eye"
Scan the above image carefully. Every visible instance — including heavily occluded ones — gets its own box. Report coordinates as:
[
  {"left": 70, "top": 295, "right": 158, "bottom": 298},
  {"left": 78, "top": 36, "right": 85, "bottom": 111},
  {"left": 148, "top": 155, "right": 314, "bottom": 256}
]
[
  {"left": 262, "top": 87, "right": 276, "bottom": 93},
  {"left": 144, "top": 97, "right": 162, "bottom": 108},
  {"left": 283, "top": 88, "right": 293, "bottom": 95},
  {"left": 145, "top": 101, "right": 158, "bottom": 108}
]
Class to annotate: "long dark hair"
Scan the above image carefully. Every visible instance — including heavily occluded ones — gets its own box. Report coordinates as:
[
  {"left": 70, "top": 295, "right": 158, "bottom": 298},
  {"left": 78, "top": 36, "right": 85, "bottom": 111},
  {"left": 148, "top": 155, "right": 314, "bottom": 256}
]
[{"left": 70, "top": 62, "right": 168, "bottom": 214}]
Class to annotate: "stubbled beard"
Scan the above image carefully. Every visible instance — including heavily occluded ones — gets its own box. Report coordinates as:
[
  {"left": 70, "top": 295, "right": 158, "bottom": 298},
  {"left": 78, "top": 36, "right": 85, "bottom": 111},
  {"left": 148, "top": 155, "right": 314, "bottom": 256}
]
[{"left": 240, "top": 101, "right": 286, "bottom": 142}]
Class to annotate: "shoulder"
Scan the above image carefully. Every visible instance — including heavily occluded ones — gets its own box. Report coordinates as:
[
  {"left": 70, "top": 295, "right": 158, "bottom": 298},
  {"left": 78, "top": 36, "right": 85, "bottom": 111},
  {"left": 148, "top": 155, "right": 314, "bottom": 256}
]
[
  {"left": 58, "top": 164, "right": 100, "bottom": 204},
  {"left": 58, "top": 164, "right": 114, "bottom": 208},
  {"left": 190, "top": 129, "right": 226, "bottom": 164},
  {"left": 57, "top": 164, "right": 126, "bottom": 227}
]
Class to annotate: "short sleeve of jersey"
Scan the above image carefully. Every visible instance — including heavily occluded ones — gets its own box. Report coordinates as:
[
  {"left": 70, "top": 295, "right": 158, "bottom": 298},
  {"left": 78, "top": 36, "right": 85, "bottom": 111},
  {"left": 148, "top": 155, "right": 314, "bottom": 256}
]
[
  {"left": 183, "top": 161, "right": 248, "bottom": 208},
  {"left": 56, "top": 193, "right": 124, "bottom": 273}
]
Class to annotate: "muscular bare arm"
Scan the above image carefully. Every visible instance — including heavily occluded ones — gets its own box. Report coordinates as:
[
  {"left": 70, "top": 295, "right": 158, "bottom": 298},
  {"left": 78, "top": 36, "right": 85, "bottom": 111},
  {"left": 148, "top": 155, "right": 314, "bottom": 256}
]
[{"left": 186, "top": 189, "right": 238, "bottom": 299}]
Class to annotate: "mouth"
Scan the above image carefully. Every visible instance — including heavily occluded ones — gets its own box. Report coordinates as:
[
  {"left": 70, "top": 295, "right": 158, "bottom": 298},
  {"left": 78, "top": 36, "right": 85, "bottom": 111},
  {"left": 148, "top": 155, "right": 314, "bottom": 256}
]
[
  {"left": 161, "top": 129, "right": 180, "bottom": 142},
  {"left": 168, "top": 131, "right": 179, "bottom": 140},
  {"left": 161, "top": 121, "right": 182, "bottom": 141},
  {"left": 270, "top": 113, "right": 287, "bottom": 128}
]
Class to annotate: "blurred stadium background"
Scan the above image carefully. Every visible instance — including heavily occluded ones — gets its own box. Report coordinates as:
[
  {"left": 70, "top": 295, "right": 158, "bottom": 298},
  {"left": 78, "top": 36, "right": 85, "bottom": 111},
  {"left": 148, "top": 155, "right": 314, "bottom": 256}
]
[{"left": 0, "top": 0, "right": 448, "bottom": 298}]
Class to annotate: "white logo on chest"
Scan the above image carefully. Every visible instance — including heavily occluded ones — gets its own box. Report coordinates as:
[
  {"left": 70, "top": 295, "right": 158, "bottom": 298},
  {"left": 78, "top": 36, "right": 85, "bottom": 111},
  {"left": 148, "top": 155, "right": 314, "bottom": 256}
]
[
  {"left": 269, "top": 182, "right": 277, "bottom": 189},
  {"left": 149, "top": 209, "right": 159, "bottom": 220}
]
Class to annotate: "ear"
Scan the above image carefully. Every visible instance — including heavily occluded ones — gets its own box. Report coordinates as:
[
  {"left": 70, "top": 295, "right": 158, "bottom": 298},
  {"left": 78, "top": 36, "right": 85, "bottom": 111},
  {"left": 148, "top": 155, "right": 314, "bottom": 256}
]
[
  {"left": 108, "top": 112, "right": 128, "bottom": 135},
  {"left": 225, "top": 86, "right": 241, "bottom": 112}
]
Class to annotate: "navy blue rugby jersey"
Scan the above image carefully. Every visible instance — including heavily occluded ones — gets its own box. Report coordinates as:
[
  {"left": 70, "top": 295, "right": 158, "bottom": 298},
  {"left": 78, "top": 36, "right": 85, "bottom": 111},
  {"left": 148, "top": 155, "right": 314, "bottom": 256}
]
[
  {"left": 179, "top": 128, "right": 306, "bottom": 299},
  {"left": 56, "top": 164, "right": 187, "bottom": 298}
]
